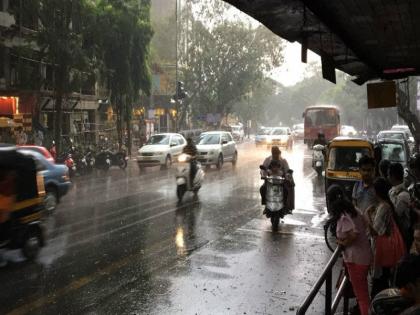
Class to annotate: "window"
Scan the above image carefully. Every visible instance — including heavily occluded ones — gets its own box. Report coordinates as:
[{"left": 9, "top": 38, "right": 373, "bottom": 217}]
[
  {"left": 221, "top": 133, "right": 229, "bottom": 143},
  {"left": 174, "top": 135, "right": 184, "bottom": 145},
  {"left": 305, "top": 109, "right": 339, "bottom": 127},
  {"left": 146, "top": 135, "right": 170, "bottom": 145},
  {"left": 328, "top": 147, "right": 371, "bottom": 171},
  {"left": 226, "top": 133, "right": 233, "bottom": 141},
  {"left": 198, "top": 134, "right": 220, "bottom": 145},
  {"left": 381, "top": 144, "right": 406, "bottom": 163},
  {"left": 271, "top": 128, "right": 287, "bottom": 135}
]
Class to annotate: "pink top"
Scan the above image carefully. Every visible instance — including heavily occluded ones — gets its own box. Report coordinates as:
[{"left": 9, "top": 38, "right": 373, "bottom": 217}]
[{"left": 336, "top": 213, "right": 372, "bottom": 266}]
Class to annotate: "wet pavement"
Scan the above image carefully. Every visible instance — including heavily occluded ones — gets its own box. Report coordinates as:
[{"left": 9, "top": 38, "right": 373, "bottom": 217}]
[{"left": 0, "top": 141, "right": 336, "bottom": 315}]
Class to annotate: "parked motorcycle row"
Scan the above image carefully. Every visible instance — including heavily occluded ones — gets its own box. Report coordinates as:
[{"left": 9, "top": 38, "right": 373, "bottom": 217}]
[{"left": 51, "top": 142, "right": 128, "bottom": 177}]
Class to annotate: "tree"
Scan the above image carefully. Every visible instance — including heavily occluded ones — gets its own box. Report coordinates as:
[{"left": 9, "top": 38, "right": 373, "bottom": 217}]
[
  {"left": 95, "top": 0, "right": 153, "bottom": 154},
  {"left": 24, "top": 0, "right": 95, "bottom": 154},
  {"left": 178, "top": 1, "right": 284, "bottom": 128}
]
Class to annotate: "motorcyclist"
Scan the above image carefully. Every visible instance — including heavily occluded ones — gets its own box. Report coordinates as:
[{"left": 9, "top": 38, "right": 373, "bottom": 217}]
[
  {"left": 182, "top": 137, "right": 198, "bottom": 186},
  {"left": 313, "top": 132, "right": 328, "bottom": 146},
  {"left": 260, "top": 146, "right": 290, "bottom": 205}
]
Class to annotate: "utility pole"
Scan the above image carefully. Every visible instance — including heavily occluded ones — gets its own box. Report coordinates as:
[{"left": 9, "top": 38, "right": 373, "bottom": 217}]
[{"left": 175, "top": 0, "right": 179, "bottom": 132}]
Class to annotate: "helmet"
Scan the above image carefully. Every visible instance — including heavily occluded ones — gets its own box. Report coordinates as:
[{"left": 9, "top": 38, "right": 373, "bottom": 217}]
[{"left": 318, "top": 132, "right": 325, "bottom": 138}]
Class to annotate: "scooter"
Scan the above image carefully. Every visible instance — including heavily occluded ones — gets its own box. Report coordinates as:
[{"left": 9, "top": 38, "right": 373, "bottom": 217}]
[
  {"left": 260, "top": 165, "right": 294, "bottom": 230},
  {"left": 312, "top": 144, "right": 325, "bottom": 177},
  {"left": 95, "top": 147, "right": 128, "bottom": 171},
  {"left": 176, "top": 153, "right": 205, "bottom": 201}
]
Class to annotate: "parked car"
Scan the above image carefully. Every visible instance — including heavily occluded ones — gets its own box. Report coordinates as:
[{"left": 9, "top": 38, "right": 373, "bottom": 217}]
[
  {"left": 266, "top": 127, "right": 293, "bottom": 151},
  {"left": 17, "top": 145, "right": 55, "bottom": 163},
  {"left": 196, "top": 131, "right": 237, "bottom": 169},
  {"left": 230, "top": 125, "right": 245, "bottom": 142},
  {"left": 18, "top": 149, "right": 71, "bottom": 212},
  {"left": 341, "top": 125, "right": 358, "bottom": 137},
  {"left": 292, "top": 123, "right": 304, "bottom": 140},
  {"left": 137, "top": 133, "right": 186, "bottom": 170},
  {"left": 255, "top": 127, "right": 273, "bottom": 147}
]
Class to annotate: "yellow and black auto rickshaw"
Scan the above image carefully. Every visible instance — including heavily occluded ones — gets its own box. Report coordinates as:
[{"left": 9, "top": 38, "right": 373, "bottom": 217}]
[
  {"left": 325, "top": 137, "right": 374, "bottom": 200},
  {"left": 0, "top": 146, "right": 46, "bottom": 260}
]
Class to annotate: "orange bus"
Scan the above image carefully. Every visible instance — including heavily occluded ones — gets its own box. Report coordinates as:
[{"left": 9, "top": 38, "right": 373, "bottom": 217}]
[{"left": 303, "top": 105, "right": 340, "bottom": 147}]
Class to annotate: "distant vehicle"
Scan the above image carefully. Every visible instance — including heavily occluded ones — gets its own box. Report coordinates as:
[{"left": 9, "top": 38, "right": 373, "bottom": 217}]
[
  {"left": 230, "top": 125, "right": 244, "bottom": 142},
  {"left": 266, "top": 127, "right": 293, "bottom": 151},
  {"left": 303, "top": 105, "right": 340, "bottom": 148},
  {"left": 377, "top": 130, "right": 411, "bottom": 142},
  {"left": 196, "top": 131, "right": 237, "bottom": 169},
  {"left": 376, "top": 138, "right": 410, "bottom": 168},
  {"left": 18, "top": 149, "right": 71, "bottom": 212},
  {"left": 341, "top": 125, "right": 358, "bottom": 137},
  {"left": 391, "top": 124, "right": 415, "bottom": 143},
  {"left": 137, "top": 133, "right": 186, "bottom": 170},
  {"left": 292, "top": 123, "right": 304, "bottom": 140},
  {"left": 255, "top": 127, "right": 273, "bottom": 147},
  {"left": 17, "top": 145, "right": 55, "bottom": 163}
]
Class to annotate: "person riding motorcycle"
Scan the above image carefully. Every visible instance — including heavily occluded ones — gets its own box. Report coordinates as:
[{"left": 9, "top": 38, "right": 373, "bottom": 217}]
[
  {"left": 260, "top": 146, "right": 290, "bottom": 205},
  {"left": 183, "top": 138, "right": 198, "bottom": 185},
  {"left": 313, "top": 132, "right": 328, "bottom": 146}
]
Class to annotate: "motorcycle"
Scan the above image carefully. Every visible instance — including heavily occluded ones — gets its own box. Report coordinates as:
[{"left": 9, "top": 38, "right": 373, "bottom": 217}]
[
  {"left": 176, "top": 153, "right": 205, "bottom": 201},
  {"left": 95, "top": 147, "right": 128, "bottom": 171},
  {"left": 56, "top": 150, "right": 76, "bottom": 177},
  {"left": 312, "top": 144, "right": 325, "bottom": 177},
  {"left": 260, "top": 165, "right": 294, "bottom": 230},
  {"left": 78, "top": 148, "right": 95, "bottom": 175}
]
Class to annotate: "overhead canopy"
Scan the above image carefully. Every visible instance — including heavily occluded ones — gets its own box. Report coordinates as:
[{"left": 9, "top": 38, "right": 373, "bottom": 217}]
[{"left": 223, "top": 0, "right": 420, "bottom": 84}]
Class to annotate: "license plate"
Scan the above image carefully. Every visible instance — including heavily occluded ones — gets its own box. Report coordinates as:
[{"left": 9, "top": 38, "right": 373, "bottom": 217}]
[{"left": 143, "top": 156, "right": 152, "bottom": 160}]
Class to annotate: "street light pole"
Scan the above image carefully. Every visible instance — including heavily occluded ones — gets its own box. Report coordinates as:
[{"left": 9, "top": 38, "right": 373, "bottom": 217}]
[{"left": 175, "top": 0, "right": 179, "bottom": 133}]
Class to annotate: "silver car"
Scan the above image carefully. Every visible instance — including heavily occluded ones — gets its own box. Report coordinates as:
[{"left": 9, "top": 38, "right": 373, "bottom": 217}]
[{"left": 196, "top": 131, "right": 238, "bottom": 169}]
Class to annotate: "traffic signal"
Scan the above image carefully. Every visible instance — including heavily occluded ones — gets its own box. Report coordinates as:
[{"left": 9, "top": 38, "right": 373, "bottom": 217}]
[{"left": 174, "top": 81, "right": 187, "bottom": 100}]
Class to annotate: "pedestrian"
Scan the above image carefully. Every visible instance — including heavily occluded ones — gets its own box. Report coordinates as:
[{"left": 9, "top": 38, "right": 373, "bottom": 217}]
[
  {"left": 365, "top": 177, "right": 406, "bottom": 298},
  {"left": 378, "top": 159, "right": 391, "bottom": 181},
  {"left": 353, "top": 155, "right": 377, "bottom": 214},
  {"left": 411, "top": 225, "right": 420, "bottom": 255},
  {"left": 15, "top": 127, "right": 27, "bottom": 145},
  {"left": 327, "top": 185, "right": 372, "bottom": 315},
  {"left": 389, "top": 162, "right": 413, "bottom": 250},
  {"left": 394, "top": 254, "right": 420, "bottom": 314},
  {"left": 34, "top": 130, "right": 44, "bottom": 146}
]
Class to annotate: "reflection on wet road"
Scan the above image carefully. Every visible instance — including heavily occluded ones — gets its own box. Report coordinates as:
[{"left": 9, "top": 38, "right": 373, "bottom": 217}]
[{"left": 0, "top": 141, "right": 331, "bottom": 315}]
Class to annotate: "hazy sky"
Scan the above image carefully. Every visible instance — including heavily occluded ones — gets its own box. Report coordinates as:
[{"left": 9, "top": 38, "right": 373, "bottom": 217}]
[{"left": 270, "top": 42, "right": 321, "bottom": 87}]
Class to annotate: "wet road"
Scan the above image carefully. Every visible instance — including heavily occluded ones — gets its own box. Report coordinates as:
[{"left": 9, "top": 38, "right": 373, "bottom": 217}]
[{"left": 0, "top": 141, "right": 333, "bottom": 315}]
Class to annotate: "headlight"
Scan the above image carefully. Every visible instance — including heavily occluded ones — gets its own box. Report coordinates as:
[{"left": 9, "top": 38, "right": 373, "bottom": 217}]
[
  {"left": 178, "top": 153, "right": 190, "bottom": 162},
  {"left": 266, "top": 138, "right": 272, "bottom": 144},
  {"left": 209, "top": 150, "right": 216, "bottom": 155},
  {"left": 154, "top": 152, "right": 164, "bottom": 156}
]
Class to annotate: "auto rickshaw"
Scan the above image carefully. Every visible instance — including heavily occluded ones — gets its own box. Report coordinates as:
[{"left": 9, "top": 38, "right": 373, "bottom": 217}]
[
  {"left": 0, "top": 147, "right": 46, "bottom": 260},
  {"left": 325, "top": 137, "right": 374, "bottom": 201}
]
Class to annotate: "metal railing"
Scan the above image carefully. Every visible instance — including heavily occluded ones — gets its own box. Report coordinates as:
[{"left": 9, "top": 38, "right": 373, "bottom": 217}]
[{"left": 296, "top": 245, "right": 350, "bottom": 315}]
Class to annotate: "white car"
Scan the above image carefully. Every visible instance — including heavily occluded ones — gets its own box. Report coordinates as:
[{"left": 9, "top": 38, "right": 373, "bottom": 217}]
[
  {"left": 196, "top": 131, "right": 237, "bottom": 169},
  {"left": 137, "top": 133, "right": 186, "bottom": 170},
  {"left": 341, "top": 125, "right": 358, "bottom": 137},
  {"left": 266, "top": 127, "right": 293, "bottom": 151},
  {"left": 230, "top": 125, "right": 244, "bottom": 142}
]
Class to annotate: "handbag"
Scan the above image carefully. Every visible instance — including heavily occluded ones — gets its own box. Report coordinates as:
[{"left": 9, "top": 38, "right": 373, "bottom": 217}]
[{"left": 375, "top": 218, "right": 406, "bottom": 268}]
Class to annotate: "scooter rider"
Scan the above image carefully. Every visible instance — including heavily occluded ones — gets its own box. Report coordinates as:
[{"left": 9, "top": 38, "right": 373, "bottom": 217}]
[
  {"left": 314, "top": 132, "right": 328, "bottom": 146},
  {"left": 260, "top": 146, "right": 290, "bottom": 205},
  {"left": 183, "top": 138, "right": 198, "bottom": 186}
]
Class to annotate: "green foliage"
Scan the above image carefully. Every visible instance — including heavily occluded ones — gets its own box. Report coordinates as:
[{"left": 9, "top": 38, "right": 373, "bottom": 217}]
[{"left": 179, "top": 0, "right": 284, "bottom": 126}]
